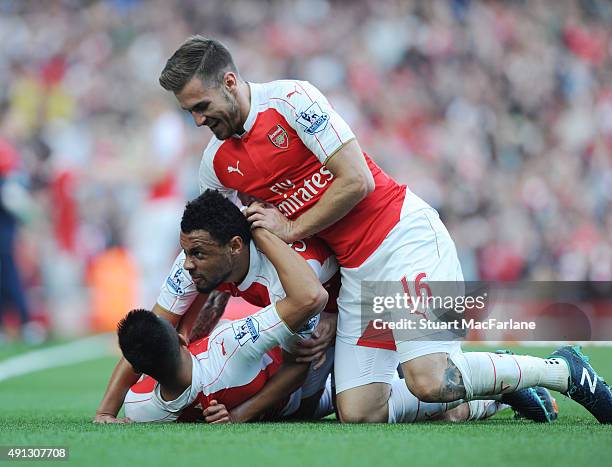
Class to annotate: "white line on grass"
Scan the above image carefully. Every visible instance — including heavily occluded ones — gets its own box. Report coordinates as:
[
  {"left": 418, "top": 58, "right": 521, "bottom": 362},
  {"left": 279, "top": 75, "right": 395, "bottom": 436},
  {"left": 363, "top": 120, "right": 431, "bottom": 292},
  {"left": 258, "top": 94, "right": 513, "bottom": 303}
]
[{"left": 0, "top": 333, "right": 117, "bottom": 383}]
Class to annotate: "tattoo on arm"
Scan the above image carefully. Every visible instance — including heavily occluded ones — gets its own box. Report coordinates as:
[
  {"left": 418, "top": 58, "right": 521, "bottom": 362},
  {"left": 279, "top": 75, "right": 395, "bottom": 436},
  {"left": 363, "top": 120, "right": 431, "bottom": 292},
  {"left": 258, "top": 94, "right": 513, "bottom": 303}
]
[
  {"left": 439, "top": 355, "right": 466, "bottom": 401},
  {"left": 189, "top": 291, "right": 231, "bottom": 341}
]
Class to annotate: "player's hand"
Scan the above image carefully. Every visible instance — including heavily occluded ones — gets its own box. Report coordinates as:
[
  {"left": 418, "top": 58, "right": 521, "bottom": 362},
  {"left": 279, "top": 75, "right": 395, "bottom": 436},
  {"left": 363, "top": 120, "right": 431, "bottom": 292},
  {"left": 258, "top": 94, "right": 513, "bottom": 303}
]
[
  {"left": 294, "top": 312, "right": 337, "bottom": 369},
  {"left": 93, "top": 413, "right": 133, "bottom": 424},
  {"left": 246, "top": 202, "right": 297, "bottom": 243},
  {"left": 203, "top": 400, "right": 233, "bottom": 424}
]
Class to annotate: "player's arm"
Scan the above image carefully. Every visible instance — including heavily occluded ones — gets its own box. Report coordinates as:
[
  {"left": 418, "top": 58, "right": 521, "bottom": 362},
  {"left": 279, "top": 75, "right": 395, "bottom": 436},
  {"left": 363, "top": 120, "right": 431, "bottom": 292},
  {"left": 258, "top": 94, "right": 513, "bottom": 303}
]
[
  {"left": 246, "top": 80, "right": 374, "bottom": 243},
  {"left": 93, "top": 304, "right": 181, "bottom": 423},
  {"left": 289, "top": 139, "right": 374, "bottom": 240},
  {"left": 252, "top": 228, "right": 328, "bottom": 331},
  {"left": 204, "top": 352, "right": 309, "bottom": 423},
  {"left": 176, "top": 292, "right": 212, "bottom": 342},
  {"left": 247, "top": 139, "right": 374, "bottom": 243},
  {"left": 181, "top": 290, "right": 230, "bottom": 342},
  {"left": 94, "top": 249, "right": 207, "bottom": 423}
]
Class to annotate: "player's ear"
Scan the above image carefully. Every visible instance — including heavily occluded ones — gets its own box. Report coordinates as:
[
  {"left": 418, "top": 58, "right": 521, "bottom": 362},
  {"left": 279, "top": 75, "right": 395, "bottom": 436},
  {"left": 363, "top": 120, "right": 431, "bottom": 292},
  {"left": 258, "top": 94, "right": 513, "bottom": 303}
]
[
  {"left": 223, "top": 71, "right": 238, "bottom": 92},
  {"left": 228, "top": 235, "right": 244, "bottom": 256}
]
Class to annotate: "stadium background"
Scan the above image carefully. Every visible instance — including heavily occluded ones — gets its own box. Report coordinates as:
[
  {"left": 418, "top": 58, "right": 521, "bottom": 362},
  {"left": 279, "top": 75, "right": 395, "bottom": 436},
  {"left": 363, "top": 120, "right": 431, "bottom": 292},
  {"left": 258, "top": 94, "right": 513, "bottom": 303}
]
[
  {"left": 1, "top": 1, "right": 612, "bottom": 465},
  {"left": 2, "top": 0, "right": 612, "bottom": 342}
]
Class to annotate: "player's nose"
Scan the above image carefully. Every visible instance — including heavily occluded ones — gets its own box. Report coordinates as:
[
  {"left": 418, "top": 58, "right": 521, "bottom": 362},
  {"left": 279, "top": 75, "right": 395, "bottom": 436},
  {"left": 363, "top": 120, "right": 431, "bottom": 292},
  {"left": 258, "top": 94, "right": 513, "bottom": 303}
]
[
  {"left": 183, "top": 256, "right": 195, "bottom": 270},
  {"left": 192, "top": 111, "right": 206, "bottom": 127}
]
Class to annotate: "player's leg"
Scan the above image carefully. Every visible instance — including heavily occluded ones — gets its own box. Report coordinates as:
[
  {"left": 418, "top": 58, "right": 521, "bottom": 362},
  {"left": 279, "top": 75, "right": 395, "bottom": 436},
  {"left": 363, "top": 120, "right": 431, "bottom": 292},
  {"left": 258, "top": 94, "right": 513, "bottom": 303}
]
[
  {"left": 289, "top": 347, "right": 335, "bottom": 419},
  {"left": 399, "top": 345, "right": 569, "bottom": 403},
  {"left": 387, "top": 376, "right": 462, "bottom": 423},
  {"left": 282, "top": 349, "right": 336, "bottom": 420},
  {"left": 311, "top": 376, "right": 335, "bottom": 419},
  {"left": 397, "top": 209, "right": 612, "bottom": 423},
  {"left": 388, "top": 365, "right": 557, "bottom": 423},
  {"left": 336, "top": 383, "right": 390, "bottom": 423},
  {"left": 334, "top": 339, "right": 397, "bottom": 423}
]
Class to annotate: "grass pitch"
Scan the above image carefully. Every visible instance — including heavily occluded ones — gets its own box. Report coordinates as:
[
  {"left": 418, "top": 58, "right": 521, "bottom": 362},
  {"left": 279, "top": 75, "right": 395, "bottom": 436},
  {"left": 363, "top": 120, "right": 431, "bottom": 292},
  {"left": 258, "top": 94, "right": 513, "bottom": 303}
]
[{"left": 1, "top": 344, "right": 611, "bottom": 467}]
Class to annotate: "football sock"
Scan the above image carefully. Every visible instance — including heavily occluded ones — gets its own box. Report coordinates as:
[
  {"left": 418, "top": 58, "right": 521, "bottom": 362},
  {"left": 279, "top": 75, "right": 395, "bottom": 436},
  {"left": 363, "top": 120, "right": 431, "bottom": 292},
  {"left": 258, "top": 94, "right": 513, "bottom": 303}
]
[
  {"left": 451, "top": 352, "right": 569, "bottom": 399},
  {"left": 387, "top": 378, "right": 463, "bottom": 423},
  {"left": 466, "top": 400, "right": 509, "bottom": 420}
]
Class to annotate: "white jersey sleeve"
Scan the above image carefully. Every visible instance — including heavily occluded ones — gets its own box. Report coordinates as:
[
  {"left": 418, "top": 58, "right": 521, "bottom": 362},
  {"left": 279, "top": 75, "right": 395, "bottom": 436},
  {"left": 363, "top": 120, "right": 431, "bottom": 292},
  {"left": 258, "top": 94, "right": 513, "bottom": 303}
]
[
  {"left": 124, "top": 385, "right": 183, "bottom": 423},
  {"left": 198, "top": 138, "right": 240, "bottom": 206},
  {"left": 269, "top": 80, "right": 356, "bottom": 164},
  {"left": 156, "top": 251, "right": 199, "bottom": 316},
  {"left": 307, "top": 256, "right": 338, "bottom": 285}
]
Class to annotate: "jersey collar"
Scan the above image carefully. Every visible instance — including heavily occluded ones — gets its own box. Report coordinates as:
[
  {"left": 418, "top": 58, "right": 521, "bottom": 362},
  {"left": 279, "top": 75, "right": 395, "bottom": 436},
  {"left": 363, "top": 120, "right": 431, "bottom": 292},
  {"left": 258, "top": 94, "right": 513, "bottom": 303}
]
[
  {"left": 237, "top": 241, "right": 262, "bottom": 292},
  {"left": 234, "top": 82, "right": 262, "bottom": 138}
]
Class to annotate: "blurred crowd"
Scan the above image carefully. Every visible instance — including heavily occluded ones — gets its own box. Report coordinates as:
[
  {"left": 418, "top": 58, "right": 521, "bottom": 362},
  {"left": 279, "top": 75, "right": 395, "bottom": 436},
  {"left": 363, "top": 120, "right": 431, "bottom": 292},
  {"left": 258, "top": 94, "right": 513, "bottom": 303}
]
[{"left": 1, "top": 0, "right": 611, "bottom": 339}]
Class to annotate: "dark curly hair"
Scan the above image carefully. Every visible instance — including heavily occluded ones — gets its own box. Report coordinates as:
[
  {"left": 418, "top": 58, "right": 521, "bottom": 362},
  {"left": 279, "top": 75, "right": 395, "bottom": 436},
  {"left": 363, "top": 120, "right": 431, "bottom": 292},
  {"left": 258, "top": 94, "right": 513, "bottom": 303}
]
[
  {"left": 181, "top": 189, "right": 251, "bottom": 245},
  {"left": 117, "top": 309, "right": 181, "bottom": 382}
]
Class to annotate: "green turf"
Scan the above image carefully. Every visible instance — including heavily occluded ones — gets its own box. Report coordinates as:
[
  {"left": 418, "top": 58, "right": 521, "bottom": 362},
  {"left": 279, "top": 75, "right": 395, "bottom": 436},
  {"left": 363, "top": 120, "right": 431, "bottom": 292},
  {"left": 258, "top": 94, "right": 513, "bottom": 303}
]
[
  {"left": 0, "top": 339, "right": 70, "bottom": 360},
  {"left": 1, "top": 345, "right": 611, "bottom": 466}
]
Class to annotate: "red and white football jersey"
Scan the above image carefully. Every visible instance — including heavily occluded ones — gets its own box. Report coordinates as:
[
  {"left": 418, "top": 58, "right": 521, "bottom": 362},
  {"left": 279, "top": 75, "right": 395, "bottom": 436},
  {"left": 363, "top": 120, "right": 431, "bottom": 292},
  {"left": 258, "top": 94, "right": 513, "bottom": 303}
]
[
  {"left": 124, "top": 304, "right": 310, "bottom": 422},
  {"left": 198, "top": 80, "right": 407, "bottom": 268},
  {"left": 157, "top": 236, "right": 339, "bottom": 316}
]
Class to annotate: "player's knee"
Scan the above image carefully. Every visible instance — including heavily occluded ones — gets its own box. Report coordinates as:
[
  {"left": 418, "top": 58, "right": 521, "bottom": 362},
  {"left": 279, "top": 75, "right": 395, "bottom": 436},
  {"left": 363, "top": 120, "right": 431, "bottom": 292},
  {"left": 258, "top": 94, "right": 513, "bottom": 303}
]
[
  {"left": 439, "top": 403, "right": 470, "bottom": 422},
  {"left": 402, "top": 352, "right": 464, "bottom": 402},
  {"left": 404, "top": 374, "right": 444, "bottom": 402},
  {"left": 336, "top": 385, "right": 389, "bottom": 423},
  {"left": 336, "top": 403, "right": 386, "bottom": 423}
]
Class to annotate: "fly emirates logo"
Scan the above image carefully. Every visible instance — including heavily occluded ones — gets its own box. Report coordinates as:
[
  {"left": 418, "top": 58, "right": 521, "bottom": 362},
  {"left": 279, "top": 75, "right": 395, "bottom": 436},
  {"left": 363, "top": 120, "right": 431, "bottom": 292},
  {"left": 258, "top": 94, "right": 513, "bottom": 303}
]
[{"left": 269, "top": 166, "right": 334, "bottom": 217}]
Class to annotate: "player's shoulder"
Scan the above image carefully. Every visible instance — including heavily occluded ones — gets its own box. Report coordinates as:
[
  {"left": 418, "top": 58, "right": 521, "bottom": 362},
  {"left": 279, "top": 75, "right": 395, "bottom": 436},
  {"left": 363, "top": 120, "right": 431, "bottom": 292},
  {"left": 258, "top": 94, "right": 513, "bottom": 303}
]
[
  {"left": 259, "top": 79, "right": 318, "bottom": 102},
  {"left": 199, "top": 136, "right": 225, "bottom": 180},
  {"left": 202, "top": 135, "right": 224, "bottom": 160}
]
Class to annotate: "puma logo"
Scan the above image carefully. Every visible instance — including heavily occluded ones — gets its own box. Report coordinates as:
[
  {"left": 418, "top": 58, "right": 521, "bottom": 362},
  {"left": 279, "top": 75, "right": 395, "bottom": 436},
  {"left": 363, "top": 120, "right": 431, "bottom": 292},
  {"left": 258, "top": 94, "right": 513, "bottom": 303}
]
[
  {"left": 227, "top": 161, "right": 244, "bottom": 176},
  {"left": 286, "top": 86, "right": 302, "bottom": 99}
]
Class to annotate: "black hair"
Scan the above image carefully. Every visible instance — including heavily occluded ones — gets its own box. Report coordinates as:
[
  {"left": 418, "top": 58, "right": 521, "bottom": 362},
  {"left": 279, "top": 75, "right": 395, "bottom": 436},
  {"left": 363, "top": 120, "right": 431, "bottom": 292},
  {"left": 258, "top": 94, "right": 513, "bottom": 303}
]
[
  {"left": 181, "top": 189, "right": 251, "bottom": 245},
  {"left": 159, "top": 35, "right": 239, "bottom": 92},
  {"left": 117, "top": 309, "right": 181, "bottom": 382}
]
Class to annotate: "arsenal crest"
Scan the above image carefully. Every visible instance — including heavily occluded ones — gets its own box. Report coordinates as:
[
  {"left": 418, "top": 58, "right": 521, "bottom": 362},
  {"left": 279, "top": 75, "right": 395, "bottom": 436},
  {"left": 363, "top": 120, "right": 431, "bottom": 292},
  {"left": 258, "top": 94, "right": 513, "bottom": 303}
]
[{"left": 267, "top": 124, "right": 289, "bottom": 149}]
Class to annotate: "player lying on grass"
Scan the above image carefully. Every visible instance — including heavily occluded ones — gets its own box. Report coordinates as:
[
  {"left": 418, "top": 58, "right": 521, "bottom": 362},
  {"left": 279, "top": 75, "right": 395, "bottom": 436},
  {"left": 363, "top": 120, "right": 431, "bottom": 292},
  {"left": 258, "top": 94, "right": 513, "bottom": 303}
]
[
  {"left": 95, "top": 189, "right": 340, "bottom": 423},
  {"left": 199, "top": 380, "right": 556, "bottom": 424},
  {"left": 117, "top": 222, "right": 329, "bottom": 422},
  {"left": 121, "top": 317, "right": 555, "bottom": 424},
  {"left": 118, "top": 190, "right": 557, "bottom": 424},
  {"left": 120, "top": 312, "right": 336, "bottom": 423}
]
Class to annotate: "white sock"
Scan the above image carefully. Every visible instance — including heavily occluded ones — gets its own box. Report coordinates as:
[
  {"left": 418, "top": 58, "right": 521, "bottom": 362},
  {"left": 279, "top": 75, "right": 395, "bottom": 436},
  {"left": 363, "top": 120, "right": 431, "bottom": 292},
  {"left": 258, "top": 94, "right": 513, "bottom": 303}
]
[
  {"left": 467, "top": 400, "right": 510, "bottom": 421},
  {"left": 388, "top": 379, "right": 463, "bottom": 423},
  {"left": 451, "top": 352, "right": 569, "bottom": 399}
]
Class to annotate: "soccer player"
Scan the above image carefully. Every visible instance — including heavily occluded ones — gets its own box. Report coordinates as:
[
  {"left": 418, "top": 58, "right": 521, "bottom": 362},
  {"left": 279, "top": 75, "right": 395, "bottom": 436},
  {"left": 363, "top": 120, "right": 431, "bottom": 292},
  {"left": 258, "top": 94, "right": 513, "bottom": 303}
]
[
  {"left": 117, "top": 217, "right": 329, "bottom": 422},
  {"left": 123, "top": 190, "right": 556, "bottom": 425},
  {"left": 155, "top": 36, "right": 612, "bottom": 424},
  {"left": 94, "top": 190, "right": 338, "bottom": 423},
  {"left": 121, "top": 318, "right": 336, "bottom": 423}
]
